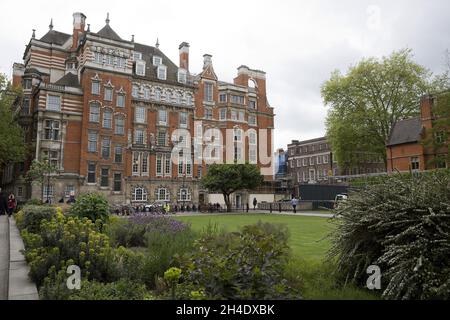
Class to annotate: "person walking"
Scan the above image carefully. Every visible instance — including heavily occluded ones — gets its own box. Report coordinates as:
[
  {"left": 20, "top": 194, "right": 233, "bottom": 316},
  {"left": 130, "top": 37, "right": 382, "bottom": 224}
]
[
  {"left": 7, "top": 193, "right": 17, "bottom": 217},
  {"left": 0, "top": 188, "right": 7, "bottom": 216},
  {"left": 291, "top": 197, "right": 298, "bottom": 213},
  {"left": 253, "top": 197, "right": 257, "bottom": 210}
]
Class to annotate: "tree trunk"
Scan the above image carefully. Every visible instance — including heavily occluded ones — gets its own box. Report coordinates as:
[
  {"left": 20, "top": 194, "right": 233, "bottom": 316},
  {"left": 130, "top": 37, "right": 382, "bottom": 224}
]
[{"left": 223, "top": 193, "right": 232, "bottom": 212}]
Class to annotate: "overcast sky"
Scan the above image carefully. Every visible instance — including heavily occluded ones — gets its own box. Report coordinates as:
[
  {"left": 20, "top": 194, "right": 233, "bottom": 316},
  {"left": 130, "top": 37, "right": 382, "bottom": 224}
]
[{"left": 1, "top": 0, "right": 449, "bottom": 150}]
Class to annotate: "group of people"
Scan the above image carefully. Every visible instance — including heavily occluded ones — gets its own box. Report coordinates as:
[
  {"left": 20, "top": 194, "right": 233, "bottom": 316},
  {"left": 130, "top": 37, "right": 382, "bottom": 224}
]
[{"left": 0, "top": 188, "right": 17, "bottom": 217}]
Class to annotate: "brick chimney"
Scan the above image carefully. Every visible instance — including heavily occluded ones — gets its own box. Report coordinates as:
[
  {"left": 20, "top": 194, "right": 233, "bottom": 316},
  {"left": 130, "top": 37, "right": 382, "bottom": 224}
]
[
  {"left": 179, "top": 42, "right": 189, "bottom": 71},
  {"left": 203, "top": 54, "right": 212, "bottom": 70},
  {"left": 72, "top": 12, "right": 86, "bottom": 49}
]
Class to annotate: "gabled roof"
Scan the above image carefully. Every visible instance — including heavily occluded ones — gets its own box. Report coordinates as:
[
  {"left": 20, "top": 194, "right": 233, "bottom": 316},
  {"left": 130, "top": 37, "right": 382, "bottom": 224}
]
[
  {"left": 387, "top": 117, "right": 423, "bottom": 147},
  {"left": 39, "top": 30, "right": 71, "bottom": 45},
  {"left": 133, "top": 43, "right": 180, "bottom": 84},
  {"left": 54, "top": 73, "right": 80, "bottom": 88},
  {"left": 96, "top": 24, "right": 122, "bottom": 41}
]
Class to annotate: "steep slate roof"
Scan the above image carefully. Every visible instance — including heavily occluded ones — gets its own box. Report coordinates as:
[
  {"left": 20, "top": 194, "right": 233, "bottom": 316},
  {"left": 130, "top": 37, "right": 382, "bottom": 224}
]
[
  {"left": 133, "top": 43, "right": 180, "bottom": 85},
  {"left": 96, "top": 24, "right": 122, "bottom": 41},
  {"left": 387, "top": 117, "right": 423, "bottom": 147},
  {"left": 39, "top": 30, "right": 71, "bottom": 45},
  {"left": 54, "top": 73, "right": 80, "bottom": 87}
]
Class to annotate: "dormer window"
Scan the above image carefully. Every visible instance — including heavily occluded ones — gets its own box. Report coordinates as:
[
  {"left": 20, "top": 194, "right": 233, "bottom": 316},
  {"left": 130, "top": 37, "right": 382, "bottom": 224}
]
[
  {"left": 136, "top": 61, "right": 146, "bottom": 76},
  {"left": 157, "top": 65, "right": 167, "bottom": 80},
  {"left": 178, "top": 69, "right": 187, "bottom": 84},
  {"left": 153, "top": 56, "right": 162, "bottom": 66}
]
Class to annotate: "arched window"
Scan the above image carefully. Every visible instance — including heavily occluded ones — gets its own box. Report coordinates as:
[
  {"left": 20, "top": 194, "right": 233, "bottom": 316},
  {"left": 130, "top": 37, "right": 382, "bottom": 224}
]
[
  {"left": 178, "top": 188, "right": 191, "bottom": 201},
  {"left": 156, "top": 188, "right": 170, "bottom": 202},
  {"left": 132, "top": 187, "right": 148, "bottom": 202}
]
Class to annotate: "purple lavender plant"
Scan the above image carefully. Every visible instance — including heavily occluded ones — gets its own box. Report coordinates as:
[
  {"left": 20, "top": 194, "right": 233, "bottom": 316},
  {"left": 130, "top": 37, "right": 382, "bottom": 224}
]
[{"left": 128, "top": 214, "right": 189, "bottom": 234}]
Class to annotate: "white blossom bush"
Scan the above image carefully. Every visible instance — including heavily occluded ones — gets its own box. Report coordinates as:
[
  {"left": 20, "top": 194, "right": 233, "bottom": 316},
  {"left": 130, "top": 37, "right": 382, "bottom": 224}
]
[{"left": 328, "top": 169, "right": 450, "bottom": 299}]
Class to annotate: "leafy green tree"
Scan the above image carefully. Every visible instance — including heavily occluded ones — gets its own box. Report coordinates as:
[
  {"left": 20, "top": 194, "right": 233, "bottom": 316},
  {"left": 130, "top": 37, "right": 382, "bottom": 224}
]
[
  {"left": 26, "top": 157, "right": 58, "bottom": 202},
  {"left": 422, "top": 92, "right": 450, "bottom": 167},
  {"left": 322, "top": 49, "right": 447, "bottom": 171},
  {"left": 0, "top": 73, "right": 26, "bottom": 168},
  {"left": 201, "top": 163, "right": 263, "bottom": 212}
]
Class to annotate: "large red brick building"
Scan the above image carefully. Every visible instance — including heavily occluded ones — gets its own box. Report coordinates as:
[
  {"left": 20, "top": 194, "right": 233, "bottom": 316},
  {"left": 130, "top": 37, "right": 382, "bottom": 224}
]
[
  {"left": 2, "top": 12, "right": 275, "bottom": 206},
  {"left": 387, "top": 94, "right": 449, "bottom": 172}
]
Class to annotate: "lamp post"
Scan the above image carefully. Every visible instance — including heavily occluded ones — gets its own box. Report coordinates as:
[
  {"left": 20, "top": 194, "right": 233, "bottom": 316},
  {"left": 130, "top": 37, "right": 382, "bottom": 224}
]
[{"left": 46, "top": 149, "right": 51, "bottom": 204}]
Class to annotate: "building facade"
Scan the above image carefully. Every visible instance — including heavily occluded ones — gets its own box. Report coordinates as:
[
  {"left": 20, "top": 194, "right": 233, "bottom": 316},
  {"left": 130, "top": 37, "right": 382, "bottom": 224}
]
[
  {"left": 286, "top": 137, "right": 385, "bottom": 196},
  {"left": 2, "top": 12, "right": 275, "bottom": 206},
  {"left": 387, "top": 94, "right": 449, "bottom": 172}
]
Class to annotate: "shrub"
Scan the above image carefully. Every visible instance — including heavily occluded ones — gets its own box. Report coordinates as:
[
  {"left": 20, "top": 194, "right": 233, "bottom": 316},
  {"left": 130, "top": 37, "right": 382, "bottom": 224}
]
[
  {"left": 179, "top": 222, "right": 300, "bottom": 300},
  {"left": 26, "top": 198, "right": 43, "bottom": 206},
  {"left": 18, "top": 205, "right": 56, "bottom": 233},
  {"left": 68, "top": 279, "right": 149, "bottom": 300},
  {"left": 328, "top": 170, "right": 450, "bottom": 300},
  {"left": 22, "top": 211, "right": 118, "bottom": 287},
  {"left": 141, "top": 226, "right": 197, "bottom": 289},
  {"left": 108, "top": 219, "right": 146, "bottom": 248},
  {"left": 69, "top": 193, "right": 110, "bottom": 225}
]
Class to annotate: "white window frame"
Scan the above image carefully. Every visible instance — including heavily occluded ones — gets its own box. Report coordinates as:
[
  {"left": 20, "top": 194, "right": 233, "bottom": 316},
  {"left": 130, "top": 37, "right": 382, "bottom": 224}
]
[
  {"left": 135, "top": 106, "right": 146, "bottom": 123},
  {"left": 88, "top": 132, "right": 98, "bottom": 152},
  {"left": 92, "top": 81, "right": 100, "bottom": 95},
  {"left": 178, "top": 69, "right": 187, "bottom": 84},
  {"left": 158, "top": 109, "right": 167, "bottom": 125},
  {"left": 157, "top": 65, "right": 167, "bottom": 80},
  {"left": 115, "top": 116, "right": 125, "bottom": 135},
  {"left": 134, "top": 129, "right": 145, "bottom": 144},
  {"left": 136, "top": 61, "right": 146, "bottom": 76},
  {"left": 116, "top": 93, "right": 125, "bottom": 107},
  {"left": 89, "top": 103, "right": 100, "bottom": 123},
  {"left": 156, "top": 154, "right": 163, "bottom": 176},
  {"left": 153, "top": 56, "right": 162, "bottom": 65},
  {"left": 104, "top": 87, "right": 113, "bottom": 101},
  {"left": 132, "top": 187, "right": 148, "bottom": 202},
  {"left": 179, "top": 112, "right": 188, "bottom": 128},
  {"left": 103, "top": 109, "right": 112, "bottom": 129},
  {"left": 219, "top": 108, "right": 227, "bottom": 120},
  {"left": 204, "top": 82, "right": 213, "bottom": 102},
  {"left": 132, "top": 85, "right": 139, "bottom": 98},
  {"left": 47, "top": 95, "right": 61, "bottom": 111}
]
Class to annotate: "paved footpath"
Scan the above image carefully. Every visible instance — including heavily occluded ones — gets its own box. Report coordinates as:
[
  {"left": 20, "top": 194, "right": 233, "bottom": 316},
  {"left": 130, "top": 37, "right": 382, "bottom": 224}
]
[
  {"left": 0, "top": 215, "right": 38, "bottom": 300},
  {"left": 173, "top": 210, "right": 335, "bottom": 218},
  {"left": 0, "top": 215, "right": 9, "bottom": 300}
]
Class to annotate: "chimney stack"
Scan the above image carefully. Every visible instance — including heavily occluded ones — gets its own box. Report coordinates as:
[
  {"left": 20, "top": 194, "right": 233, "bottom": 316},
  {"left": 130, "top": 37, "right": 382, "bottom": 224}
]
[
  {"left": 203, "top": 54, "right": 212, "bottom": 69},
  {"left": 179, "top": 42, "right": 190, "bottom": 71},
  {"left": 72, "top": 12, "right": 86, "bottom": 49}
]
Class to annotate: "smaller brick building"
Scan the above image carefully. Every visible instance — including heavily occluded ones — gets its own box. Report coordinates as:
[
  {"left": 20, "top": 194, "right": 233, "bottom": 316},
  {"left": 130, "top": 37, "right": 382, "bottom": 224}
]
[
  {"left": 286, "top": 136, "right": 385, "bottom": 197},
  {"left": 387, "top": 94, "right": 449, "bottom": 172}
]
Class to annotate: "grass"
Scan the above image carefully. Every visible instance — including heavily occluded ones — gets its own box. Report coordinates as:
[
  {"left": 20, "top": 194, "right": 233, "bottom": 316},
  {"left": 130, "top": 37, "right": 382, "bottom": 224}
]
[
  {"left": 175, "top": 214, "right": 333, "bottom": 262},
  {"left": 175, "top": 213, "right": 379, "bottom": 300}
]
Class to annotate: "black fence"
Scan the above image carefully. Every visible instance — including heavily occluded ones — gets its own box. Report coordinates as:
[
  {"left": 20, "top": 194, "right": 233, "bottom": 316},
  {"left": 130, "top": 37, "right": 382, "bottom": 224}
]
[{"left": 298, "top": 184, "right": 349, "bottom": 201}]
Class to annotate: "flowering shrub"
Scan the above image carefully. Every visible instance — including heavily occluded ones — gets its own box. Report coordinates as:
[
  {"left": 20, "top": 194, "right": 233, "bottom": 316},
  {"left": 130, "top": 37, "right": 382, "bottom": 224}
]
[
  {"left": 329, "top": 169, "right": 450, "bottom": 299},
  {"left": 22, "top": 211, "right": 117, "bottom": 287},
  {"left": 129, "top": 214, "right": 189, "bottom": 234}
]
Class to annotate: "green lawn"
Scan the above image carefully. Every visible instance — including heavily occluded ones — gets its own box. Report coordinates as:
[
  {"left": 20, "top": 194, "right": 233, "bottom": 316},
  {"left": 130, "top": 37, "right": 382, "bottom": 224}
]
[
  {"left": 175, "top": 213, "right": 379, "bottom": 300},
  {"left": 175, "top": 214, "right": 334, "bottom": 262}
]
